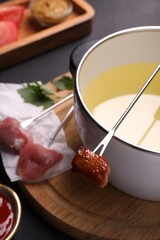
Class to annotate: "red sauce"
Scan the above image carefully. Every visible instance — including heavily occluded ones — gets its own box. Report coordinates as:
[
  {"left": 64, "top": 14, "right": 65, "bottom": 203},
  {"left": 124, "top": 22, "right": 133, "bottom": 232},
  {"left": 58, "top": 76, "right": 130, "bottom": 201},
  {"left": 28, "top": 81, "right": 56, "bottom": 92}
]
[{"left": 0, "top": 192, "right": 14, "bottom": 240}]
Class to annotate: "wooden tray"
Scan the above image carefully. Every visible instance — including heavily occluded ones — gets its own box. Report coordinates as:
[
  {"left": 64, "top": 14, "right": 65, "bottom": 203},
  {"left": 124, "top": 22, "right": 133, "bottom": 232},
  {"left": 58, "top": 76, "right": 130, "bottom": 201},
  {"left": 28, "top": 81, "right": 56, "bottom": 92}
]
[
  {"left": 0, "top": 0, "right": 95, "bottom": 69},
  {"left": 19, "top": 78, "right": 160, "bottom": 240}
]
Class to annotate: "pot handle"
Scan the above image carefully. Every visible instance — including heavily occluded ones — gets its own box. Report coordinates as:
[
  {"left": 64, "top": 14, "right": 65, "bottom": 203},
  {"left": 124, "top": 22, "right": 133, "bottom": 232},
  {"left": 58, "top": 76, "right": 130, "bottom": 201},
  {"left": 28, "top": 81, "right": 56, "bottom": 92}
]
[{"left": 69, "top": 40, "right": 97, "bottom": 79}]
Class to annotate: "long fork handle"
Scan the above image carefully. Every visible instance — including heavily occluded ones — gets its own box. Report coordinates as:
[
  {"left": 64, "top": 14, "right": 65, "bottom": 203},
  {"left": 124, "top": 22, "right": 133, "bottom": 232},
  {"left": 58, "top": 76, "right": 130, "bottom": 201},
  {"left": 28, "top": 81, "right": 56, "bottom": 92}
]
[
  {"left": 93, "top": 64, "right": 160, "bottom": 156},
  {"left": 47, "top": 106, "right": 74, "bottom": 147},
  {"left": 21, "top": 93, "right": 73, "bottom": 128}
]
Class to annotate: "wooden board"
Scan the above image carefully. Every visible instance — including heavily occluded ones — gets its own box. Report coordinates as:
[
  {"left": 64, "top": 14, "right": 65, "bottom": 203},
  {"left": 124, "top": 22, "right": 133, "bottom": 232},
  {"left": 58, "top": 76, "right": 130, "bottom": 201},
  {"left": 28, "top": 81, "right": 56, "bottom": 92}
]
[
  {"left": 19, "top": 82, "right": 160, "bottom": 240},
  {"left": 0, "top": 0, "right": 95, "bottom": 69}
]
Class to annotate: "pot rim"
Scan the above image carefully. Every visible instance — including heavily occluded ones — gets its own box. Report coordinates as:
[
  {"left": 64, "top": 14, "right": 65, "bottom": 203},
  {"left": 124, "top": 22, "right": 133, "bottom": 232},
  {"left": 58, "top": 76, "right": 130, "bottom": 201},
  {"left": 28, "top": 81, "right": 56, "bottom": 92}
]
[{"left": 75, "top": 26, "right": 160, "bottom": 156}]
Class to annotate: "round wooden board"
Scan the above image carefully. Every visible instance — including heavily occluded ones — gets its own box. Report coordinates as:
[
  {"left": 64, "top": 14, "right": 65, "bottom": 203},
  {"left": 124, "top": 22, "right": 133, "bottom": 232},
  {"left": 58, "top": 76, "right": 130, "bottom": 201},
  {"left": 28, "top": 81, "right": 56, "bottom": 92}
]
[{"left": 19, "top": 85, "right": 160, "bottom": 240}]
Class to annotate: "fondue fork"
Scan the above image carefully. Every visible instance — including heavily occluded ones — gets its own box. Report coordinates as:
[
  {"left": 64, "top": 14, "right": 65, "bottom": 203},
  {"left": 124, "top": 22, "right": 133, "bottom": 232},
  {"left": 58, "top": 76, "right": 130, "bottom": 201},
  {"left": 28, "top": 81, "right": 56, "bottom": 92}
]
[
  {"left": 93, "top": 64, "right": 160, "bottom": 156},
  {"left": 47, "top": 105, "right": 74, "bottom": 147},
  {"left": 20, "top": 93, "right": 73, "bottom": 129},
  {"left": 138, "top": 106, "right": 160, "bottom": 145}
]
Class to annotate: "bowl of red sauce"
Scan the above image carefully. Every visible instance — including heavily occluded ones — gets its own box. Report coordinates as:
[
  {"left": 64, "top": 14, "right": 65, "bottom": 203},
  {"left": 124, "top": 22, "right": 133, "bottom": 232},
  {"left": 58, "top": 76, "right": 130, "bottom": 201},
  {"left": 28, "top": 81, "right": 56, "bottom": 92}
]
[{"left": 0, "top": 184, "right": 21, "bottom": 240}]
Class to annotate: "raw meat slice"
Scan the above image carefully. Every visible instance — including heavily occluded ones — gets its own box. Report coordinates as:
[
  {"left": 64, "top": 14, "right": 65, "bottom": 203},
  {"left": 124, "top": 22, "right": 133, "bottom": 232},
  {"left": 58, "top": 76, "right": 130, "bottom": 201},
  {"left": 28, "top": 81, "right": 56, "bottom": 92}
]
[
  {"left": 17, "top": 143, "right": 63, "bottom": 181},
  {"left": 0, "top": 117, "right": 32, "bottom": 151},
  {"left": 0, "top": 5, "right": 25, "bottom": 27},
  {"left": 72, "top": 146, "right": 110, "bottom": 188},
  {"left": 0, "top": 21, "right": 18, "bottom": 47}
]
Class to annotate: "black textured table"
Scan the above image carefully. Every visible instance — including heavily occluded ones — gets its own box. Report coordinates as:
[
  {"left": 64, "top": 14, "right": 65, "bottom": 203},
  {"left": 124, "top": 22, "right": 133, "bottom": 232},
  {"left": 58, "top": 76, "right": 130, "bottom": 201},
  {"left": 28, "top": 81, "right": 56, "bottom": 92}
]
[{"left": 0, "top": 1, "right": 160, "bottom": 239}]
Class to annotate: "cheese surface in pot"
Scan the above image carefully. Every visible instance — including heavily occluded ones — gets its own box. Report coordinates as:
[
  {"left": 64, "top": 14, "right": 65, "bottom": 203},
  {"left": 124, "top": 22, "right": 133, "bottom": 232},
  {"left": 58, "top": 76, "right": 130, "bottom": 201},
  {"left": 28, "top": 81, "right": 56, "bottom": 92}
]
[{"left": 83, "top": 62, "right": 160, "bottom": 151}]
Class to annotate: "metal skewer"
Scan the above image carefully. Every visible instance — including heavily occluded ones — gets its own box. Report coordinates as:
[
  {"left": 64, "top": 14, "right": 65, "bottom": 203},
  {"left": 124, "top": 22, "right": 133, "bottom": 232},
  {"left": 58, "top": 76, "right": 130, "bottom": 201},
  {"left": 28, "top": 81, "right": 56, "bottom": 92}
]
[
  {"left": 138, "top": 106, "right": 160, "bottom": 145},
  {"left": 20, "top": 93, "right": 73, "bottom": 128},
  {"left": 93, "top": 64, "right": 160, "bottom": 156},
  {"left": 47, "top": 106, "right": 74, "bottom": 147}
]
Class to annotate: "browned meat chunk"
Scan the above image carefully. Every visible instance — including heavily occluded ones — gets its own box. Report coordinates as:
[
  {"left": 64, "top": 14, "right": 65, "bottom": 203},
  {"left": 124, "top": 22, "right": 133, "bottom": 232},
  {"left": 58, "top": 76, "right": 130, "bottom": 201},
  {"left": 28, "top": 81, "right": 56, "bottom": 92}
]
[{"left": 72, "top": 146, "right": 110, "bottom": 188}]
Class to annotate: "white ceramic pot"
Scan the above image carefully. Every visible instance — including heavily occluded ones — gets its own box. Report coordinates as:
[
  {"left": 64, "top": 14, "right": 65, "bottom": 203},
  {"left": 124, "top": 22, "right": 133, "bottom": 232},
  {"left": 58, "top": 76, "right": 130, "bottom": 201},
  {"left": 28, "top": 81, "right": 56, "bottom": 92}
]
[{"left": 71, "top": 26, "right": 160, "bottom": 201}]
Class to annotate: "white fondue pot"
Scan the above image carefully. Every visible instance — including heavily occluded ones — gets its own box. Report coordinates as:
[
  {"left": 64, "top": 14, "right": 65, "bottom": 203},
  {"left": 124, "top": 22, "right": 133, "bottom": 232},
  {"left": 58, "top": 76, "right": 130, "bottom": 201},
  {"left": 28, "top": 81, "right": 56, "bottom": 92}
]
[{"left": 70, "top": 26, "right": 160, "bottom": 201}]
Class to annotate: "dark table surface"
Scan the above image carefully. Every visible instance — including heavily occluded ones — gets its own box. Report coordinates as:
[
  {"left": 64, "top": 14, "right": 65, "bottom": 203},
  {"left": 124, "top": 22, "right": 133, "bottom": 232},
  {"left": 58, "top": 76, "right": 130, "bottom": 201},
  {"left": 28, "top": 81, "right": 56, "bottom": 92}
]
[{"left": 0, "top": 0, "right": 160, "bottom": 239}]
